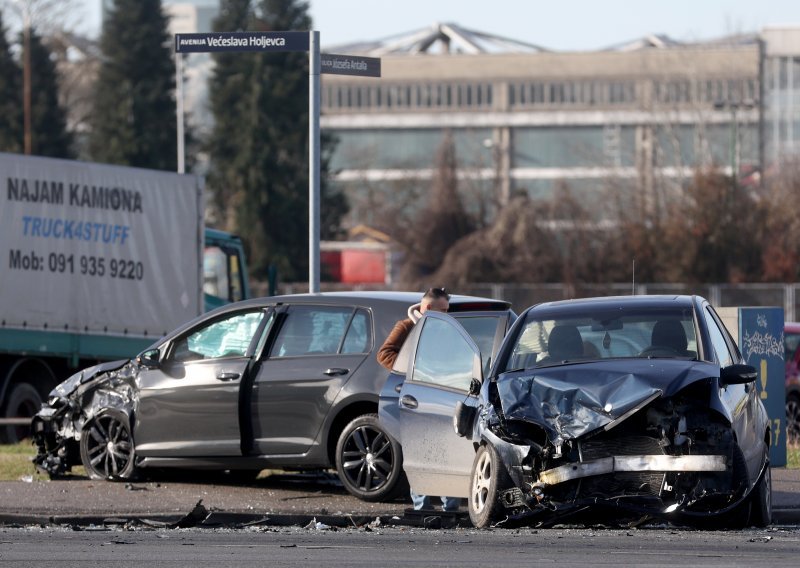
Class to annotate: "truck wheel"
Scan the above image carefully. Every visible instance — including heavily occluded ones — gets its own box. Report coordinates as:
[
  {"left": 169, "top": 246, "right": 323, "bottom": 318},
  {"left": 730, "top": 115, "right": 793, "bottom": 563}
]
[
  {"left": 0, "top": 383, "right": 42, "bottom": 444},
  {"left": 79, "top": 410, "right": 137, "bottom": 480},
  {"left": 335, "top": 413, "right": 407, "bottom": 502}
]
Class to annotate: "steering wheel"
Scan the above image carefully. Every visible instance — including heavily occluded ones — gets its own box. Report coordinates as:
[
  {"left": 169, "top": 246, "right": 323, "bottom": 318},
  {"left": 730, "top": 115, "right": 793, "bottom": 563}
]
[{"left": 638, "top": 345, "right": 681, "bottom": 357}]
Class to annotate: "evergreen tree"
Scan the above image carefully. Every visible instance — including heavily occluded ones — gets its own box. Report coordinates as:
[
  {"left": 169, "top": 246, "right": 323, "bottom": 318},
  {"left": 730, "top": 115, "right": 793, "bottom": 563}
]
[
  {"left": 207, "top": 0, "right": 253, "bottom": 230},
  {"left": 89, "top": 0, "right": 176, "bottom": 170},
  {"left": 0, "top": 10, "right": 22, "bottom": 153},
  {"left": 207, "top": 0, "right": 347, "bottom": 281},
  {"left": 26, "top": 28, "right": 72, "bottom": 157}
]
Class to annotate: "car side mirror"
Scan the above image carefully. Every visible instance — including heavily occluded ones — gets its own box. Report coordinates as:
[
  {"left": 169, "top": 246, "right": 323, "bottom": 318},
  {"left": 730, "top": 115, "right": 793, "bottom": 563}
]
[
  {"left": 471, "top": 352, "right": 484, "bottom": 388},
  {"left": 136, "top": 348, "right": 161, "bottom": 369},
  {"left": 453, "top": 401, "right": 477, "bottom": 438},
  {"left": 720, "top": 364, "right": 758, "bottom": 385}
]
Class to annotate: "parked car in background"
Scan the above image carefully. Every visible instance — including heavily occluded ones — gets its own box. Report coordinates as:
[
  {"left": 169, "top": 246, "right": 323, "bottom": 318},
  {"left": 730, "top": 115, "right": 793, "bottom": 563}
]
[
  {"left": 32, "top": 292, "right": 514, "bottom": 502},
  {"left": 783, "top": 322, "right": 800, "bottom": 444},
  {"left": 381, "top": 295, "right": 771, "bottom": 528}
]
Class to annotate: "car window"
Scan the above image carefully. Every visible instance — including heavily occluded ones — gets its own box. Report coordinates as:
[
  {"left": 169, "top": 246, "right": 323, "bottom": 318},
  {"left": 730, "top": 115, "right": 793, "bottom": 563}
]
[
  {"left": 341, "top": 309, "right": 372, "bottom": 354},
  {"left": 504, "top": 307, "right": 697, "bottom": 371},
  {"left": 171, "top": 310, "right": 265, "bottom": 362},
  {"left": 412, "top": 317, "right": 475, "bottom": 391},
  {"left": 454, "top": 315, "right": 500, "bottom": 374},
  {"left": 703, "top": 307, "right": 734, "bottom": 367},
  {"left": 271, "top": 305, "right": 354, "bottom": 357}
]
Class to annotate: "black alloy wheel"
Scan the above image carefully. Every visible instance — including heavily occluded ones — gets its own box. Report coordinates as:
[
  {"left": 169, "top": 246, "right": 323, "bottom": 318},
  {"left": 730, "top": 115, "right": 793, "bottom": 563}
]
[
  {"left": 335, "top": 413, "right": 407, "bottom": 502},
  {"left": 79, "top": 410, "right": 137, "bottom": 480}
]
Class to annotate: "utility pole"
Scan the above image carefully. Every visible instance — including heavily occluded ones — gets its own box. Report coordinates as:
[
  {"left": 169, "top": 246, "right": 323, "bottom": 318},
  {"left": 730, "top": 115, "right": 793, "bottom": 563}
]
[{"left": 12, "top": 0, "right": 32, "bottom": 154}]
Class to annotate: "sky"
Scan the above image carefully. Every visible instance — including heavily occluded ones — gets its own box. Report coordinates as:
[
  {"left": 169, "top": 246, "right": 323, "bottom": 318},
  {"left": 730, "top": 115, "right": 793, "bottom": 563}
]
[{"left": 71, "top": 0, "right": 800, "bottom": 50}]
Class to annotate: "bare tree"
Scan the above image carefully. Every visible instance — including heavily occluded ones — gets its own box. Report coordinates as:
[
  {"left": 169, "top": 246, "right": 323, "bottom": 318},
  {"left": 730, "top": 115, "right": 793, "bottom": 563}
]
[{"left": 396, "top": 130, "right": 476, "bottom": 286}]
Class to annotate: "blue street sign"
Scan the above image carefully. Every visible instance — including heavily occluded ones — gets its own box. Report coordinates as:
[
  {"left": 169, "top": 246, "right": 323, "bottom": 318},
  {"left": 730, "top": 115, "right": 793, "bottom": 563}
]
[
  {"left": 175, "top": 32, "right": 310, "bottom": 53},
  {"left": 738, "top": 307, "right": 787, "bottom": 467}
]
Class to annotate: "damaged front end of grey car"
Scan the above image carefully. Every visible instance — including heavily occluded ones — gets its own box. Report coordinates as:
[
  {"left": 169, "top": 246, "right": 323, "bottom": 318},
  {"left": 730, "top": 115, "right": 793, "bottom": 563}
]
[
  {"left": 461, "top": 362, "right": 770, "bottom": 528},
  {"left": 449, "top": 297, "right": 772, "bottom": 529},
  {"left": 32, "top": 359, "right": 138, "bottom": 479}
]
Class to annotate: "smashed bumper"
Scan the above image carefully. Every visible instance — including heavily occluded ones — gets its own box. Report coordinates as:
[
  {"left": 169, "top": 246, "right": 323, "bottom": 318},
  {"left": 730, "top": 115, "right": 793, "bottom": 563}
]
[
  {"left": 31, "top": 360, "right": 138, "bottom": 477},
  {"left": 538, "top": 454, "right": 726, "bottom": 485}
]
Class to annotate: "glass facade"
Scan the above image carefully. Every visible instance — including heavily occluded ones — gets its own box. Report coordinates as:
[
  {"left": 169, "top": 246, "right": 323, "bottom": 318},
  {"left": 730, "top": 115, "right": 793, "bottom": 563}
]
[
  {"left": 329, "top": 128, "right": 494, "bottom": 170},
  {"left": 512, "top": 126, "right": 636, "bottom": 168},
  {"left": 765, "top": 54, "right": 800, "bottom": 165}
]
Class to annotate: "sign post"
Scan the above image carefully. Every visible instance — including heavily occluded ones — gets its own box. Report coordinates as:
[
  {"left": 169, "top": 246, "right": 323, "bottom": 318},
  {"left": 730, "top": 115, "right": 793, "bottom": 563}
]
[
  {"left": 174, "top": 31, "right": 380, "bottom": 293},
  {"left": 309, "top": 31, "right": 320, "bottom": 293}
]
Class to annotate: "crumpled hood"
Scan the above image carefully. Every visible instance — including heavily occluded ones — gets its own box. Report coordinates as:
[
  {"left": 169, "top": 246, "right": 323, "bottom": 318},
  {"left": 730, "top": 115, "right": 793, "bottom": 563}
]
[
  {"left": 494, "top": 359, "right": 719, "bottom": 444},
  {"left": 50, "top": 359, "right": 131, "bottom": 399}
]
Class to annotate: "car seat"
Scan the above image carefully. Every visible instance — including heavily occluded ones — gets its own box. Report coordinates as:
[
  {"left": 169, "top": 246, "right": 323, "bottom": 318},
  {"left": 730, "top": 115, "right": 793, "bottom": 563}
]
[{"left": 546, "top": 325, "right": 584, "bottom": 362}]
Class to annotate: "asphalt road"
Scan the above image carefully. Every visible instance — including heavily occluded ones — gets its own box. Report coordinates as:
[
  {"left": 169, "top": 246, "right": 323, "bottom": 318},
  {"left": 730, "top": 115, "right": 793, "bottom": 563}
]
[
  {"left": 0, "top": 525, "right": 798, "bottom": 567},
  {"left": 0, "top": 467, "right": 799, "bottom": 528}
]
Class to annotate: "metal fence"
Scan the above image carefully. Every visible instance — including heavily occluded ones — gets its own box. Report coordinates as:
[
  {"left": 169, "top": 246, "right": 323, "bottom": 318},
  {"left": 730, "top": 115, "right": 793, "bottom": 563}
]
[{"left": 267, "top": 282, "right": 800, "bottom": 321}]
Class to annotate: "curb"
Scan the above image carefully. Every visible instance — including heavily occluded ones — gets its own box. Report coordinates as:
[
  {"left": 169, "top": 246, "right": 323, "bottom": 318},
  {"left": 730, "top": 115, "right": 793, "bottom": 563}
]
[
  {"left": 0, "top": 511, "right": 459, "bottom": 530},
  {"left": 1, "top": 508, "right": 797, "bottom": 529},
  {"left": 771, "top": 508, "right": 800, "bottom": 525}
]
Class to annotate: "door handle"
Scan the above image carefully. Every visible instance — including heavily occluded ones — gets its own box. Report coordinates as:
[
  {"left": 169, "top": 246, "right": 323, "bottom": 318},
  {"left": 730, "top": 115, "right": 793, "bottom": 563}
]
[
  {"left": 400, "top": 395, "right": 418, "bottom": 409},
  {"left": 217, "top": 372, "right": 240, "bottom": 381},
  {"left": 324, "top": 368, "right": 350, "bottom": 376}
]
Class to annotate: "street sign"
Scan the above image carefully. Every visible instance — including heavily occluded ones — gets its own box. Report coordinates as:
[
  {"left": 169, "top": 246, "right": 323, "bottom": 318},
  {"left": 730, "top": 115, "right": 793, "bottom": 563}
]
[
  {"left": 175, "top": 31, "right": 310, "bottom": 53},
  {"left": 321, "top": 53, "right": 381, "bottom": 77},
  {"left": 173, "top": 31, "right": 380, "bottom": 293}
]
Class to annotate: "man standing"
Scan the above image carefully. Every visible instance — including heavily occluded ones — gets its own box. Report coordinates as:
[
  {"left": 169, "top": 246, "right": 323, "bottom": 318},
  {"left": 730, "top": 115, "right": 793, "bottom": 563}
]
[
  {"left": 377, "top": 287, "right": 460, "bottom": 512},
  {"left": 377, "top": 287, "right": 450, "bottom": 370}
]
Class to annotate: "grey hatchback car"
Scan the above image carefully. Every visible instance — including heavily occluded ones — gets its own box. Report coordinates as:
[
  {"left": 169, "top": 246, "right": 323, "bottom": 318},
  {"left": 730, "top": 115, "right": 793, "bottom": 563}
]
[{"left": 32, "top": 292, "right": 514, "bottom": 501}]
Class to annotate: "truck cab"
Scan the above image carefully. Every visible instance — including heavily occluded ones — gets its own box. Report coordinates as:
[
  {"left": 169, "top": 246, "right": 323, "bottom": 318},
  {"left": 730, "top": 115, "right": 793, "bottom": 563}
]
[{"left": 203, "top": 228, "right": 250, "bottom": 311}]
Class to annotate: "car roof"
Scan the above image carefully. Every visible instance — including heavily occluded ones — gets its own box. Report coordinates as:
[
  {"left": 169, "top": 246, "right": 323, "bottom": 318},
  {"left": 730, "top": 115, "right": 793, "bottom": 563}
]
[
  {"left": 213, "top": 291, "right": 511, "bottom": 311},
  {"left": 527, "top": 295, "right": 697, "bottom": 316}
]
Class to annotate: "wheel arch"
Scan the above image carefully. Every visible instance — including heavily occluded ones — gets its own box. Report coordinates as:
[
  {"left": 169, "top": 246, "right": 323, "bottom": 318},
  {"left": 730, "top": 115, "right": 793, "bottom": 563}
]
[{"left": 325, "top": 399, "right": 378, "bottom": 466}]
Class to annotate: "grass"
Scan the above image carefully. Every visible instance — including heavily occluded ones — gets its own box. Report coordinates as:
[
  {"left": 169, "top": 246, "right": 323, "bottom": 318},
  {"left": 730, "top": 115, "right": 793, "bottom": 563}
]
[
  {"left": 0, "top": 442, "right": 39, "bottom": 481},
  {"left": 0, "top": 442, "right": 87, "bottom": 481},
  {"left": 788, "top": 444, "right": 800, "bottom": 469}
]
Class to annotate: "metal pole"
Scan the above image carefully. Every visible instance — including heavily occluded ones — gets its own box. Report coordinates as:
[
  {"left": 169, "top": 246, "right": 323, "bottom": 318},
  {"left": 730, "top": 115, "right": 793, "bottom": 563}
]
[
  {"left": 176, "top": 52, "right": 185, "bottom": 174},
  {"left": 22, "top": 5, "right": 31, "bottom": 155},
  {"left": 309, "top": 31, "right": 321, "bottom": 293}
]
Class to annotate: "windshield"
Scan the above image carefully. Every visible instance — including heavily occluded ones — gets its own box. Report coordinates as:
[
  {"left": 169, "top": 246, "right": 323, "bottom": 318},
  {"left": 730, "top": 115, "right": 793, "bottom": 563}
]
[{"left": 504, "top": 306, "right": 697, "bottom": 371}]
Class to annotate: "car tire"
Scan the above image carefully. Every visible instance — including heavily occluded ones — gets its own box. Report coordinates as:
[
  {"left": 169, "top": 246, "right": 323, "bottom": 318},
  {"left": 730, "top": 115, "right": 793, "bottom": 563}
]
[
  {"left": 79, "top": 409, "right": 138, "bottom": 481},
  {"left": 748, "top": 462, "right": 772, "bottom": 528},
  {"left": 468, "top": 443, "right": 511, "bottom": 529},
  {"left": 786, "top": 394, "right": 800, "bottom": 444},
  {"left": 335, "top": 413, "right": 407, "bottom": 502},
  {"left": 0, "top": 383, "right": 42, "bottom": 444}
]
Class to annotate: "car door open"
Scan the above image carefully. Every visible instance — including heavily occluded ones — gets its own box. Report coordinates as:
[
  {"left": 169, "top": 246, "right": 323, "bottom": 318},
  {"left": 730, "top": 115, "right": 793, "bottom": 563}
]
[{"left": 394, "top": 311, "right": 483, "bottom": 498}]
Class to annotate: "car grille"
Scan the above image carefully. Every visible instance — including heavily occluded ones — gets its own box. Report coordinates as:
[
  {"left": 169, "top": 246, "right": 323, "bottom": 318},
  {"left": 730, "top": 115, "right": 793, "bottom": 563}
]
[{"left": 577, "top": 435, "right": 665, "bottom": 498}]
